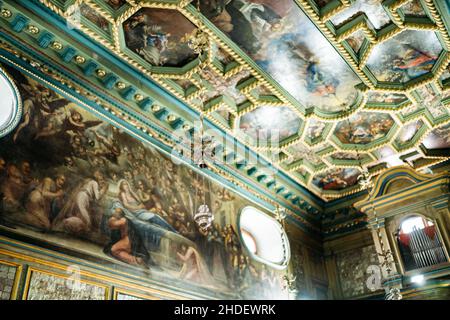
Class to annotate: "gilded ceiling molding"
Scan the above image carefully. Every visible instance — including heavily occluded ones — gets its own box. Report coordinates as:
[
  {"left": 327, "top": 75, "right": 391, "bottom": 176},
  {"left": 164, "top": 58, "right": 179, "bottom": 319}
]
[{"left": 3, "top": 0, "right": 449, "bottom": 201}]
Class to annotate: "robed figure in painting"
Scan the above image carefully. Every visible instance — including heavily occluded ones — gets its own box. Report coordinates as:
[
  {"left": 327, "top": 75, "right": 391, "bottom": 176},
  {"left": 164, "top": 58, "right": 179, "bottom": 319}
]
[
  {"left": 104, "top": 203, "right": 151, "bottom": 267},
  {"left": 52, "top": 170, "right": 108, "bottom": 234},
  {"left": 117, "top": 180, "right": 177, "bottom": 235}
]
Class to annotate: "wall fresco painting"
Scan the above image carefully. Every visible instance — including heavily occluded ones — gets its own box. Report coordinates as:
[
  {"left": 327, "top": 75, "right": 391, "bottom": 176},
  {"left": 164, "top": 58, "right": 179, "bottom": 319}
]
[
  {"left": 123, "top": 9, "right": 198, "bottom": 67},
  {"left": 334, "top": 112, "right": 395, "bottom": 145},
  {"left": 422, "top": 122, "right": 450, "bottom": 149},
  {"left": 238, "top": 106, "right": 301, "bottom": 142},
  {"left": 201, "top": 0, "right": 361, "bottom": 114},
  {"left": 366, "top": 30, "right": 442, "bottom": 83},
  {"left": 312, "top": 168, "right": 361, "bottom": 191},
  {"left": 330, "top": 0, "right": 391, "bottom": 29},
  {"left": 0, "top": 64, "right": 287, "bottom": 299}
]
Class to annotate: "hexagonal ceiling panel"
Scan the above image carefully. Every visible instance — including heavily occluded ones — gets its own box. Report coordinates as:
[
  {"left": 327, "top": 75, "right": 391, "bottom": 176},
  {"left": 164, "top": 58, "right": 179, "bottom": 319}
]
[
  {"left": 333, "top": 112, "right": 395, "bottom": 146},
  {"left": 123, "top": 8, "right": 198, "bottom": 67}
]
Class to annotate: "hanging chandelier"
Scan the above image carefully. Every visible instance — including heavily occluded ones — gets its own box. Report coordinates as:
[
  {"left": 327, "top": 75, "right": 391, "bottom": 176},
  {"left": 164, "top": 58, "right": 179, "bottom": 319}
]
[
  {"left": 187, "top": 9, "right": 214, "bottom": 232},
  {"left": 194, "top": 204, "right": 214, "bottom": 233}
]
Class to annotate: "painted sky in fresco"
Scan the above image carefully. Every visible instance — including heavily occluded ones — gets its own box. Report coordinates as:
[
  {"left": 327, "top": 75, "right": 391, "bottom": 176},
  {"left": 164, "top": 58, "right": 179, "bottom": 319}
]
[
  {"left": 201, "top": 0, "right": 361, "bottom": 114},
  {"left": 238, "top": 106, "right": 302, "bottom": 142}
]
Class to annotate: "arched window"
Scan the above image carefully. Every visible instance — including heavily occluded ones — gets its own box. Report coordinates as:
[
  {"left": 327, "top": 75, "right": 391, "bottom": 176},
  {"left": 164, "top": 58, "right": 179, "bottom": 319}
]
[
  {"left": 397, "top": 215, "right": 447, "bottom": 272},
  {"left": 238, "top": 206, "right": 290, "bottom": 270},
  {"left": 0, "top": 68, "right": 21, "bottom": 138}
]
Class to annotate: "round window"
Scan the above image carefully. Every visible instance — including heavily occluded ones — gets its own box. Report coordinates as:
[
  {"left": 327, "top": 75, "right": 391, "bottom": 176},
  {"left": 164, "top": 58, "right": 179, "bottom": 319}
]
[
  {"left": 0, "top": 68, "right": 21, "bottom": 138},
  {"left": 238, "top": 206, "right": 290, "bottom": 270}
]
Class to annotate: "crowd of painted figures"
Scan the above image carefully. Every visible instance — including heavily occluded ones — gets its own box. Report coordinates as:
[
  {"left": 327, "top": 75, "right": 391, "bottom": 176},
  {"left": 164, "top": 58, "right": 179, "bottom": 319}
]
[{"left": 0, "top": 65, "right": 283, "bottom": 297}]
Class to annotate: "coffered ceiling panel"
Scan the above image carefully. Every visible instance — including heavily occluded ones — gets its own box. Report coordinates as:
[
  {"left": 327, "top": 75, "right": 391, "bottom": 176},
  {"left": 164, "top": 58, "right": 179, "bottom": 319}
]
[{"left": 1, "top": 0, "right": 449, "bottom": 202}]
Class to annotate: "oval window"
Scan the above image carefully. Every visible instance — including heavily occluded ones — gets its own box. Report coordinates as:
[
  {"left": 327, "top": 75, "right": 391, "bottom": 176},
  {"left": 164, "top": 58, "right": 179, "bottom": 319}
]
[
  {"left": 0, "top": 68, "right": 21, "bottom": 138},
  {"left": 238, "top": 206, "right": 290, "bottom": 270}
]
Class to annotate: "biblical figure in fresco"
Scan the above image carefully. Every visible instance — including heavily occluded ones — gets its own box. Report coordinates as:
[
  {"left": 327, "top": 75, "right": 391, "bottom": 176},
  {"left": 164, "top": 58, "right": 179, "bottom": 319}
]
[
  {"left": 123, "top": 9, "right": 197, "bottom": 67},
  {"left": 118, "top": 180, "right": 177, "bottom": 235},
  {"left": 392, "top": 46, "right": 438, "bottom": 79},
  {"left": 24, "top": 174, "right": 66, "bottom": 230},
  {"left": 105, "top": 204, "right": 151, "bottom": 267},
  {"left": 177, "top": 244, "right": 217, "bottom": 287},
  {"left": 52, "top": 170, "right": 108, "bottom": 234}
]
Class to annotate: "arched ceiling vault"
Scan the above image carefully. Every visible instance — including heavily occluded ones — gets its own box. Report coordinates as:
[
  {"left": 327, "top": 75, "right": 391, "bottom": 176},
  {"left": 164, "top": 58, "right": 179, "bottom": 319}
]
[{"left": 0, "top": 0, "right": 449, "bottom": 206}]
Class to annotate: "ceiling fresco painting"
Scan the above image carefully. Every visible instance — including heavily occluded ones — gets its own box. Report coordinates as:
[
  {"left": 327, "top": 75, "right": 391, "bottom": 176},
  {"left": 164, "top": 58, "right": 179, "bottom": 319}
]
[
  {"left": 197, "top": 66, "right": 251, "bottom": 106},
  {"left": 366, "top": 30, "right": 442, "bottom": 83},
  {"left": 0, "top": 0, "right": 449, "bottom": 201},
  {"left": 394, "top": 119, "right": 424, "bottom": 145},
  {"left": 399, "top": 0, "right": 428, "bottom": 17},
  {"left": 330, "top": 152, "right": 361, "bottom": 161},
  {"left": 105, "top": 0, "right": 127, "bottom": 11},
  {"left": 366, "top": 91, "right": 408, "bottom": 105},
  {"left": 304, "top": 118, "right": 329, "bottom": 145},
  {"left": 80, "top": 2, "right": 111, "bottom": 33},
  {"left": 333, "top": 112, "right": 396, "bottom": 145},
  {"left": 124, "top": 8, "right": 198, "bottom": 67},
  {"left": 422, "top": 122, "right": 450, "bottom": 150},
  {"left": 285, "top": 142, "right": 326, "bottom": 169},
  {"left": 312, "top": 168, "right": 361, "bottom": 192},
  {"left": 201, "top": 0, "right": 362, "bottom": 114}
]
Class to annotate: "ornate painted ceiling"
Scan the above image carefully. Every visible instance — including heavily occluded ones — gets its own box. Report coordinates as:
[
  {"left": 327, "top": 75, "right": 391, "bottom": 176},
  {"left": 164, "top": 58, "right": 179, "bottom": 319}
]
[{"left": 0, "top": 0, "right": 449, "bottom": 208}]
